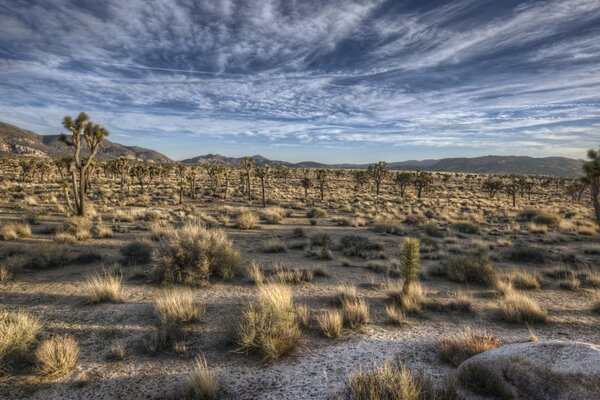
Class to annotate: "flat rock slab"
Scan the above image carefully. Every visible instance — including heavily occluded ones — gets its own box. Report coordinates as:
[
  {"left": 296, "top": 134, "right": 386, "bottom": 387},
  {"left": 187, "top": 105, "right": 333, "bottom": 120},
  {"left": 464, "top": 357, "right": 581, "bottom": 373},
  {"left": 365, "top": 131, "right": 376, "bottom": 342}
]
[{"left": 456, "top": 341, "right": 600, "bottom": 400}]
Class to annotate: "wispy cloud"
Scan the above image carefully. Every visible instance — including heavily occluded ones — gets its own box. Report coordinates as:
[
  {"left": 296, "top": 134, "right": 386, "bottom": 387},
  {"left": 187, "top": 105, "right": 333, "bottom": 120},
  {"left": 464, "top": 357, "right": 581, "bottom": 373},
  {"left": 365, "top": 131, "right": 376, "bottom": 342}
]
[{"left": 0, "top": 0, "right": 599, "bottom": 162}]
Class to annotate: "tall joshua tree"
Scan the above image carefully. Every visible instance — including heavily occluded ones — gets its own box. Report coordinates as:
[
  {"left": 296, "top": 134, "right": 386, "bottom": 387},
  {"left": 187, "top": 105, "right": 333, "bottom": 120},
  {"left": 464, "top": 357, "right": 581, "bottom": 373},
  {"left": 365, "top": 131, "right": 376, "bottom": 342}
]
[
  {"left": 367, "top": 161, "right": 389, "bottom": 198},
  {"left": 316, "top": 169, "right": 328, "bottom": 201},
  {"left": 394, "top": 171, "right": 413, "bottom": 198},
  {"left": 241, "top": 156, "right": 255, "bottom": 201},
  {"left": 255, "top": 165, "right": 271, "bottom": 207},
  {"left": 583, "top": 148, "right": 600, "bottom": 229},
  {"left": 301, "top": 176, "right": 312, "bottom": 202},
  {"left": 413, "top": 170, "right": 433, "bottom": 199},
  {"left": 60, "top": 112, "right": 109, "bottom": 216}
]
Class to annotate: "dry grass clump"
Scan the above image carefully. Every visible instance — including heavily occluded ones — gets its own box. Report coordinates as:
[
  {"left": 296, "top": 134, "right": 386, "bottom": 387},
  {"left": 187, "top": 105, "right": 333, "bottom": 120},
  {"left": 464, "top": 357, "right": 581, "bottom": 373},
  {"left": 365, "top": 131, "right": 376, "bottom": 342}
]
[
  {"left": 295, "top": 304, "right": 310, "bottom": 328},
  {"left": 237, "top": 283, "right": 300, "bottom": 362},
  {"left": 275, "top": 266, "right": 313, "bottom": 284},
  {"left": 63, "top": 216, "right": 92, "bottom": 241},
  {"left": 347, "top": 361, "right": 456, "bottom": 400},
  {"left": 507, "top": 270, "right": 541, "bottom": 290},
  {"left": 235, "top": 210, "right": 258, "bottom": 230},
  {"left": 86, "top": 270, "right": 123, "bottom": 303},
  {"left": 336, "top": 284, "right": 360, "bottom": 306},
  {"left": 385, "top": 304, "right": 409, "bottom": 326},
  {"left": 181, "top": 356, "right": 220, "bottom": 400},
  {"left": 107, "top": 343, "right": 126, "bottom": 361},
  {"left": 96, "top": 223, "right": 113, "bottom": 238},
  {"left": 388, "top": 282, "right": 425, "bottom": 314},
  {"left": 497, "top": 290, "right": 547, "bottom": 323},
  {"left": 340, "top": 296, "right": 370, "bottom": 329},
  {"left": 0, "top": 223, "right": 32, "bottom": 241},
  {"left": 450, "top": 222, "right": 479, "bottom": 235},
  {"left": 446, "top": 291, "right": 473, "bottom": 312},
  {"left": 558, "top": 276, "right": 581, "bottom": 291},
  {"left": 306, "top": 207, "right": 327, "bottom": 219},
  {"left": 262, "top": 238, "right": 287, "bottom": 253},
  {"left": 339, "top": 235, "right": 383, "bottom": 258},
  {"left": 438, "top": 254, "right": 498, "bottom": 287},
  {"left": 151, "top": 224, "right": 242, "bottom": 284},
  {"left": 148, "top": 220, "right": 172, "bottom": 241},
  {"left": 246, "top": 262, "right": 265, "bottom": 285},
  {"left": 317, "top": 309, "right": 343, "bottom": 338},
  {"left": 155, "top": 288, "right": 204, "bottom": 325},
  {"left": 260, "top": 206, "right": 287, "bottom": 224},
  {"left": 372, "top": 215, "right": 404, "bottom": 235},
  {"left": 0, "top": 310, "right": 42, "bottom": 370},
  {"left": 436, "top": 328, "right": 502, "bottom": 366},
  {"left": 0, "top": 255, "right": 26, "bottom": 284},
  {"left": 35, "top": 334, "right": 80, "bottom": 377}
]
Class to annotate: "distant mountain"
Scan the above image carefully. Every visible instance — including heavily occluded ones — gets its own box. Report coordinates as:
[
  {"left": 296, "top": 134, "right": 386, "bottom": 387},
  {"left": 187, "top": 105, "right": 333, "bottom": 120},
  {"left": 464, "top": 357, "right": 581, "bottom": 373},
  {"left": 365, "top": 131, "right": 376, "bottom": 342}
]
[
  {"left": 182, "top": 153, "right": 584, "bottom": 176},
  {"left": 0, "top": 121, "right": 172, "bottom": 162}
]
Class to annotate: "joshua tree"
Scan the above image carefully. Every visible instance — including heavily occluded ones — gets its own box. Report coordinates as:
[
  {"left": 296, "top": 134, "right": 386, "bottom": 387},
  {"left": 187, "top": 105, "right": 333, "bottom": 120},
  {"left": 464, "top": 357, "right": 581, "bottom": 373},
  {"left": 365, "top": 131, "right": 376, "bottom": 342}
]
[
  {"left": 186, "top": 167, "right": 198, "bottom": 199},
  {"left": 54, "top": 157, "right": 72, "bottom": 181},
  {"left": 400, "top": 237, "right": 420, "bottom": 290},
  {"left": 301, "top": 176, "right": 312, "bottom": 202},
  {"left": 315, "top": 169, "right": 328, "bottom": 201},
  {"left": 523, "top": 180, "right": 535, "bottom": 200},
  {"left": 394, "top": 171, "right": 413, "bottom": 198},
  {"left": 482, "top": 178, "right": 503, "bottom": 199},
  {"left": 18, "top": 159, "right": 38, "bottom": 182},
  {"left": 566, "top": 178, "right": 588, "bottom": 202},
  {"left": 107, "top": 158, "right": 130, "bottom": 198},
  {"left": 413, "top": 170, "right": 433, "bottom": 198},
  {"left": 176, "top": 165, "right": 187, "bottom": 204},
  {"left": 353, "top": 170, "right": 369, "bottom": 192},
  {"left": 275, "top": 167, "right": 291, "bottom": 184},
  {"left": 367, "top": 161, "right": 389, "bottom": 198},
  {"left": 504, "top": 180, "right": 519, "bottom": 207},
  {"left": 60, "top": 112, "right": 109, "bottom": 216},
  {"left": 222, "top": 167, "right": 231, "bottom": 199},
  {"left": 255, "top": 166, "right": 271, "bottom": 207},
  {"left": 241, "top": 157, "right": 255, "bottom": 201},
  {"left": 583, "top": 148, "right": 600, "bottom": 228},
  {"left": 130, "top": 164, "right": 149, "bottom": 194}
]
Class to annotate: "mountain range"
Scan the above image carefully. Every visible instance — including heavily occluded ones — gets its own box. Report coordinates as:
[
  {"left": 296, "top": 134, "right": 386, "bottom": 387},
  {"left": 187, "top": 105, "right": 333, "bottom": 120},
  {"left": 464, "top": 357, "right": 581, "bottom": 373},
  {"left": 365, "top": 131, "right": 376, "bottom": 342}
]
[{"left": 0, "top": 121, "right": 584, "bottom": 176}]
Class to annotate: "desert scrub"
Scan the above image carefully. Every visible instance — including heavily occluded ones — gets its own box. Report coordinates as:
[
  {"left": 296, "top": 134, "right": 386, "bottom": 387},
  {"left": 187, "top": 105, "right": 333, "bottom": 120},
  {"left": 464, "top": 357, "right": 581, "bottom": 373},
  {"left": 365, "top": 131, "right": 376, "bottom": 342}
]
[
  {"left": 26, "top": 242, "right": 69, "bottom": 269},
  {"left": 436, "top": 254, "right": 498, "bottom": 287},
  {"left": 237, "top": 283, "right": 300, "bottom": 362},
  {"left": 388, "top": 282, "right": 425, "bottom": 314},
  {"left": 347, "top": 360, "right": 456, "bottom": 400},
  {"left": 507, "top": 270, "right": 541, "bottom": 290},
  {"left": 63, "top": 216, "right": 92, "bottom": 241},
  {"left": 340, "top": 296, "right": 370, "bottom": 329},
  {"left": 436, "top": 328, "right": 502, "bottom": 366},
  {"left": 0, "top": 310, "right": 42, "bottom": 371},
  {"left": 506, "top": 244, "right": 547, "bottom": 263},
  {"left": 317, "top": 309, "right": 343, "bottom": 338},
  {"left": 306, "top": 207, "right": 327, "bottom": 218},
  {"left": 246, "top": 262, "right": 265, "bottom": 285},
  {"left": 85, "top": 270, "right": 123, "bottom": 303},
  {"left": 0, "top": 255, "right": 26, "bottom": 284},
  {"left": 372, "top": 215, "right": 404, "bottom": 235},
  {"left": 450, "top": 222, "right": 480, "bottom": 235},
  {"left": 155, "top": 288, "right": 204, "bottom": 325},
  {"left": 339, "top": 235, "right": 383, "bottom": 258},
  {"left": 35, "top": 335, "right": 80, "bottom": 377},
  {"left": 262, "top": 238, "right": 287, "bottom": 253},
  {"left": 121, "top": 240, "right": 153, "bottom": 265},
  {"left": 0, "top": 223, "right": 31, "bottom": 241},
  {"left": 497, "top": 290, "right": 547, "bottom": 323},
  {"left": 260, "top": 206, "right": 287, "bottom": 224},
  {"left": 235, "top": 210, "right": 258, "bottom": 230},
  {"left": 181, "top": 356, "right": 220, "bottom": 400},
  {"left": 385, "top": 304, "right": 408, "bottom": 326},
  {"left": 151, "top": 224, "right": 242, "bottom": 284}
]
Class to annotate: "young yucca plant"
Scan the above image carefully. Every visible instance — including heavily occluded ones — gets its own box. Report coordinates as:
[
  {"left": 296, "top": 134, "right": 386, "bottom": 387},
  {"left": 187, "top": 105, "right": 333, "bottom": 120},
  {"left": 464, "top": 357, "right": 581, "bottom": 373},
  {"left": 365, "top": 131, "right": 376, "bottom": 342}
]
[{"left": 400, "top": 237, "right": 420, "bottom": 289}]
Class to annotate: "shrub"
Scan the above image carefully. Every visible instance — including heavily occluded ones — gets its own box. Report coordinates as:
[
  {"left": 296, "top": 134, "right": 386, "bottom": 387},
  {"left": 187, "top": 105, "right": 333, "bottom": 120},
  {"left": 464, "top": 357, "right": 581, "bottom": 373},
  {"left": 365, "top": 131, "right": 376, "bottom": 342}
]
[
  {"left": 155, "top": 288, "right": 204, "bottom": 325},
  {"left": 260, "top": 207, "right": 286, "bottom": 224},
  {"left": 558, "top": 277, "right": 581, "bottom": 291},
  {"left": 35, "top": 335, "right": 80, "bottom": 377},
  {"left": 0, "top": 255, "right": 26, "bottom": 284},
  {"left": 182, "top": 356, "right": 219, "bottom": 400},
  {"left": 64, "top": 216, "right": 92, "bottom": 241},
  {"left": 236, "top": 284, "right": 300, "bottom": 362},
  {"left": 388, "top": 282, "right": 424, "bottom": 314},
  {"left": 121, "top": 240, "right": 153, "bottom": 265},
  {"left": 385, "top": 304, "right": 408, "bottom": 326},
  {"left": 339, "top": 235, "right": 383, "bottom": 258},
  {"left": 0, "top": 223, "right": 31, "bottom": 241},
  {"left": 96, "top": 224, "right": 113, "bottom": 238},
  {"left": 235, "top": 210, "right": 258, "bottom": 230},
  {"left": 421, "top": 223, "right": 443, "bottom": 238},
  {"left": 262, "top": 238, "right": 287, "bottom": 253},
  {"left": 506, "top": 245, "right": 546, "bottom": 263},
  {"left": 441, "top": 255, "right": 498, "bottom": 287},
  {"left": 497, "top": 291, "right": 547, "bottom": 323},
  {"left": 372, "top": 216, "right": 404, "bottom": 235},
  {"left": 450, "top": 222, "right": 479, "bottom": 235},
  {"left": 306, "top": 207, "right": 327, "bottom": 219},
  {"left": 86, "top": 270, "right": 123, "bottom": 303},
  {"left": 0, "top": 310, "right": 42, "bottom": 370},
  {"left": 246, "top": 262, "right": 264, "bottom": 285},
  {"left": 26, "top": 243, "right": 69, "bottom": 269},
  {"left": 107, "top": 343, "right": 126, "bottom": 361},
  {"left": 151, "top": 224, "right": 242, "bottom": 284},
  {"left": 436, "top": 328, "right": 502, "bottom": 366},
  {"left": 295, "top": 304, "right": 310, "bottom": 329},
  {"left": 531, "top": 213, "right": 560, "bottom": 228},
  {"left": 317, "top": 310, "right": 343, "bottom": 338},
  {"left": 508, "top": 270, "right": 541, "bottom": 290}
]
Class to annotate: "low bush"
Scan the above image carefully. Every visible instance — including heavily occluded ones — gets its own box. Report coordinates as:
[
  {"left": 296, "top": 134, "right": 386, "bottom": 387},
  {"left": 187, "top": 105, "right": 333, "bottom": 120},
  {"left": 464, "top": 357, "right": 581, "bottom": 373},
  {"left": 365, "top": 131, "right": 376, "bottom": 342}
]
[
  {"left": 181, "top": 356, "right": 220, "bottom": 400},
  {"left": 0, "top": 310, "right": 42, "bottom": 371},
  {"left": 0, "top": 223, "right": 31, "bottom": 241},
  {"left": 121, "top": 240, "right": 153, "bottom": 265},
  {"left": 436, "top": 328, "right": 502, "bottom": 366},
  {"left": 35, "top": 335, "right": 80, "bottom": 377},
  {"left": 339, "top": 235, "right": 383, "bottom": 258},
  {"left": 235, "top": 210, "right": 258, "bottom": 230},
  {"left": 438, "top": 255, "right": 498, "bottom": 287},
  {"left": 450, "top": 222, "right": 479, "bottom": 235},
  {"left": 306, "top": 207, "right": 327, "bottom": 219},
  {"left": 63, "top": 216, "right": 92, "bottom": 241},
  {"left": 26, "top": 243, "right": 69, "bottom": 270},
  {"left": 497, "top": 291, "right": 547, "bottom": 323},
  {"left": 86, "top": 270, "right": 123, "bottom": 303},
  {"left": 317, "top": 310, "right": 343, "bottom": 338}
]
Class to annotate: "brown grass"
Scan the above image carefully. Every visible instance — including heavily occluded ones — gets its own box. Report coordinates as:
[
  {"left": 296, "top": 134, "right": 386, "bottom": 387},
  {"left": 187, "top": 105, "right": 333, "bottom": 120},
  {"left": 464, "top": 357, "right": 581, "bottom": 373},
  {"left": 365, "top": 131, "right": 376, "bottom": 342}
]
[
  {"left": 317, "top": 309, "right": 343, "bottom": 338},
  {"left": 0, "top": 309, "right": 42, "bottom": 371},
  {"left": 86, "top": 270, "right": 123, "bottom": 303},
  {"left": 181, "top": 355, "right": 219, "bottom": 400},
  {"left": 35, "top": 335, "right": 80, "bottom": 377},
  {"left": 498, "top": 290, "right": 547, "bottom": 323},
  {"left": 155, "top": 288, "right": 204, "bottom": 325},
  {"left": 436, "top": 328, "right": 502, "bottom": 366},
  {"left": 0, "top": 223, "right": 31, "bottom": 241}
]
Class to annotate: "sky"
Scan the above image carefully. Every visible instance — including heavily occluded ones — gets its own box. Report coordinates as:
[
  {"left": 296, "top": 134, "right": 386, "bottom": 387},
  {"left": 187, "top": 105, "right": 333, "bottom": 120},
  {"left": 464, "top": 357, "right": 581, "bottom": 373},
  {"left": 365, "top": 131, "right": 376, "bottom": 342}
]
[{"left": 0, "top": 0, "right": 599, "bottom": 163}]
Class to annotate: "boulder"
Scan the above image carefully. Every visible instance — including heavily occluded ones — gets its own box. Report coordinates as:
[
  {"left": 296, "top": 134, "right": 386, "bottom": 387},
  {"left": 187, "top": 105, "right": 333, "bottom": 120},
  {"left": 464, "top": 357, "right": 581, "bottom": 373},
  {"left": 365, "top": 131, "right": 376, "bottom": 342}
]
[{"left": 456, "top": 341, "right": 600, "bottom": 400}]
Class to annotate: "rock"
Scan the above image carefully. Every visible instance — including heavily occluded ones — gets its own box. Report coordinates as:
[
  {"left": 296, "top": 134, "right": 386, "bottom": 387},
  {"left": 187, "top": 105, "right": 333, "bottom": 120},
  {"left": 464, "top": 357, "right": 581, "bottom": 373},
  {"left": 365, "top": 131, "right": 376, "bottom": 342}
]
[{"left": 456, "top": 341, "right": 600, "bottom": 400}]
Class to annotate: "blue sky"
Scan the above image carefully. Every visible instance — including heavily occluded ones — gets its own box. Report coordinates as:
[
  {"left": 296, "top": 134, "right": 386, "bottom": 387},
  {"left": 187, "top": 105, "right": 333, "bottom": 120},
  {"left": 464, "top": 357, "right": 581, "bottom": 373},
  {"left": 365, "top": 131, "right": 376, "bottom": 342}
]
[{"left": 0, "top": 0, "right": 599, "bottom": 163}]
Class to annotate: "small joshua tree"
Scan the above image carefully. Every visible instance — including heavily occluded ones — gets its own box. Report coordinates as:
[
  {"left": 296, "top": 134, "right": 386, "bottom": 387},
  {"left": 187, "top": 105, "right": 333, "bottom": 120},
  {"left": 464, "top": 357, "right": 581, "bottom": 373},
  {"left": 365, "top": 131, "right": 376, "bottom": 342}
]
[
  {"left": 316, "top": 169, "right": 328, "bottom": 201},
  {"left": 353, "top": 170, "right": 369, "bottom": 192},
  {"left": 60, "top": 112, "right": 109, "bottom": 216},
  {"left": 413, "top": 170, "right": 433, "bottom": 198},
  {"left": 301, "top": 176, "right": 312, "bottom": 202},
  {"left": 400, "top": 237, "right": 420, "bottom": 290},
  {"left": 255, "top": 165, "right": 271, "bottom": 207},
  {"left": 482, "top": 178, "right": 503, "bottom": 199},
  {"left": 130, "top": 163, "right": 149, "bottom": 194},
  {"left": 583, "top": 148, "right": 600, "bottom": 229},
  {"left": 504, "top": 180, "right": 519, "bottom": 207},
  {"left": 222, "top": 167, "right": 231, "bottom": 199},
  {"left": 367, "top": 161, "right": 389, "bottom": 198},
  {"left": 394, "top": 171, "right": 412, "bottom": 198},
  {"left": 241, "top": 157, "right": 255, "bottom": 201}
]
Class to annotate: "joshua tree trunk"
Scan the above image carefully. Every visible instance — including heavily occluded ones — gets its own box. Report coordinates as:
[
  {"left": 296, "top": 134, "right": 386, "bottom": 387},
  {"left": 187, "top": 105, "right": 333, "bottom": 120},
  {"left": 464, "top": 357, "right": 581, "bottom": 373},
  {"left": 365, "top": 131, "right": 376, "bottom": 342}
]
[
  {"left": 261, "top": 178, "right": 266, "bottom": 207},
  {"left": 591, "top": 178, "right": 600, "bottom": 228}
]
